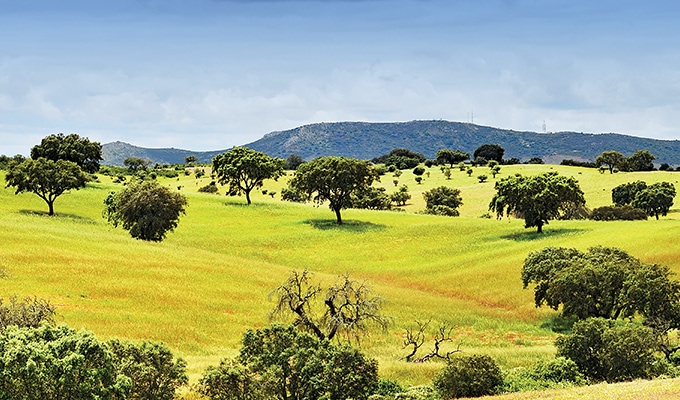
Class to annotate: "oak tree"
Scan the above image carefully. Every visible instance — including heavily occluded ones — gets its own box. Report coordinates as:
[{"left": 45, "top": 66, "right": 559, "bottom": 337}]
[
  {"left": 30, "top": 133, "right": 103, "bottom": 173},
  {"left": 103, "top": 180, "right": 187, "bottom": 241},
  {"left": 288, "top": 156, "right": 376, "bottom": 224},
  {"left": 489, "top": 172, "right": 585, "bottom": 233},
  {"left": 5, "top": 158, "right": 88, "bottom": 215},
  {"left": 212, "top": 147, "right": 284, "bottom": 205}
]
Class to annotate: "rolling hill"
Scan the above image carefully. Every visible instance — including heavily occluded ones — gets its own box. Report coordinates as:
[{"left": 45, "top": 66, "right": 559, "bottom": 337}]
[{"left": 102, "top": 120, "right": 680, "bottom": 166}]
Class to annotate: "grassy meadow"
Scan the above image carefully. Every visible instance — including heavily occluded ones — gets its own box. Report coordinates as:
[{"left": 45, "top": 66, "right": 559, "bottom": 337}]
[{"left": 1, "top": 164, "right": 680, "bottom": 389}]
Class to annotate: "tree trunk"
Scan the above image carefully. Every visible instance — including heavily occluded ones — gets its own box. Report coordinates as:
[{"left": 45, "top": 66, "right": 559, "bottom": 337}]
[
  {"left": 47, "top": 200, "right": 54, "bottom": 216},
  {"left": 536, "top": 222, "right": 543, "bottom": 234},
  {"left": 334, "top": 208, "right": 343, "bottom": 225},
  {"left": 245, "top": 190, "right": 251, "bottom": 205}
]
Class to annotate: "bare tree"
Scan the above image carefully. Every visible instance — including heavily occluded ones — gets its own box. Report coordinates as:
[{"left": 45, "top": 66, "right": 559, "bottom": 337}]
[
  {"left": 402, "top": 319, "right": 430, "bottom": 362},
  {"left": 403, "top": 322, "right": 462, "bottom": 363},
  {"left": 270, "top": 270, "right": 389, "bottom": 342}
]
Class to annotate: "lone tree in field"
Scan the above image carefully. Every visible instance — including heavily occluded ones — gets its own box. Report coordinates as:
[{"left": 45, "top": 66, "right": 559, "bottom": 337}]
[
  {"left": 270, "top": 270, "right": 389, "bottom": 342},
  {"left": 631, "top": 182, "right": 676, "bottom": 220},
  {"left": 30, "top": 133, "right": 103, "bottom": 173},
  {"left": 489, "top": 172, "right": 585, "bottom": 233},
  {"left": 103, "top": 180, "right": 187, "bottom": 241},
  {"left": 435, "top": 149, "right": 469, "bottom": 168},
  {"left": 423, "top": 186, "right": 463, "bottom": 216},
  {"left": 287, "top": 156, "right": 377, "bottom": 224},
  {"left": 5, "top": 158, "right": 88, "bottom": 216},
  {"left": 212, "top": 147, "right": 284, "bottom": 205},
  {"left": 473, "top": 144, "right": 504, "bottom": 162},
  {"left": 595, "top": 150, "right": 625, "bottom": 174}
]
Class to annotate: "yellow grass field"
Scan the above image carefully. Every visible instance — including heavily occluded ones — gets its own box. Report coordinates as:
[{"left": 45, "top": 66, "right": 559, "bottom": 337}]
[{"left": 1, "top": 164, "right": 679, "bottom": 394}]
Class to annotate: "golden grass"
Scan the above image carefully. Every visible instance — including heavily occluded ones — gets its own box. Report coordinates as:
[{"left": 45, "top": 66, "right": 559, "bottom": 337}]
[
  {"left": 482, "top": 378, "right": 680, "bottom": 399},
  {"left": 1, "top": 166, "right": 679, "bottom": 388}
]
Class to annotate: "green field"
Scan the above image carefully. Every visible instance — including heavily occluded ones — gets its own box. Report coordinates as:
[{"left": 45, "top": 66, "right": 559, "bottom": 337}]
[{"left": 1, "top": 164, "right": 679, "bottom": 389}]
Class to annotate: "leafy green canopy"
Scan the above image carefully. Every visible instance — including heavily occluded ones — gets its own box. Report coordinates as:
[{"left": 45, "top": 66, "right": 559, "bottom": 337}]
[
  {"left": 436, "top": 149, "right": 469, "bottom": 168},
  {"left": 0, "top": 325, "right": 130, "bottom": 399},
  {"left": 30, "top": 133, "right": 103, "bottom": 173},
  {"left": 5, "top": 158, "right": 88, "bottom": 216},
  {"left": 288, "top": 156, "right": 377, "bottom": 224},
  {"left": 555, "top": 318, "right": 658, "bottom": 383},
  {"left": 234, "top": 324, "right": 379, "bottom": 400},
  {"left": 104, "top": 180, "right": 188, "bottom": 242},
  {"left": 632, "top": 182, "right": 676, "bottom": 220},
  {"left": 489, "top": 172, "right": 585, "bottom": 233},
  {"left": 212, "top": 147, "right": 285, "bottom": 205},
  {"left": 595, "top": 150, "right": 625, "bottom": 174},
  {"left": 473, "top": 144, "right": 504, "bottom": 162},
  {"left": 522, "top": 246, "right": 680, "bottom": 328},
  {"left": 423, "top": 186, "right": 463, "bottom": 217}
]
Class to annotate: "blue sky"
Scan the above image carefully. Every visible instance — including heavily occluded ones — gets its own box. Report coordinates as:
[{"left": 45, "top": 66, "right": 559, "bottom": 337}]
[{"left": 2, "top": 0, "right": 680, "bottom": 155}]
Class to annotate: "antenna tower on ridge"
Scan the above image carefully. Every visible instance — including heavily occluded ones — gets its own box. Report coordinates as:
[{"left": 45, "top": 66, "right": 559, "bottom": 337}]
[{"left": 542, "top": 120, "right": 547, "bottom": 133}]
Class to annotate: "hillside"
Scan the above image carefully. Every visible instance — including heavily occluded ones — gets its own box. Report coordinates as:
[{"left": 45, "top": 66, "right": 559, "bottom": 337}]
[
  {"left": 101, "top": 141, "right": 226, "bottom": 166},
  {"left": 246, "top": 120, "right": 680, "bottom": 164},
  {"left": 102, "top": 120, "right": 680, "bottom": 166}
]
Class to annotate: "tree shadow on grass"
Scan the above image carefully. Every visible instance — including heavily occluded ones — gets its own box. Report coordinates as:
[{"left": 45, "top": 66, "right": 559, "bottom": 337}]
[
  {"left": 303, "top": 219, "right": 386, "bottom": 233},
  {"left": 500, "top": 228, "right": 585, "bottom": 242},
  {"left": 19, "top": 210, "right": 96, "bottom": 224}
]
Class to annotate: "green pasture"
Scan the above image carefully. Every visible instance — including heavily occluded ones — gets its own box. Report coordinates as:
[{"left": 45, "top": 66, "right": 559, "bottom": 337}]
[{"left": 1, "top": 165, "right": 679, "bottom": 386}]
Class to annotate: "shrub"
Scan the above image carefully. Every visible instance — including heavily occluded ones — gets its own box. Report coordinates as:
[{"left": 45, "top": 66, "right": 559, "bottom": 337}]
[
  {"left": 423, "top": 186, "right": 462, "bottom": 217},
  {"left": 529, "top": 357, "right": 585, "bottom": 384},
  {"left": 350, "top": 186, "right": 392, "bottom": 210},
  {"left": 103, "top": 180, "right": 188, "bottom": 242},
  {"left": 391, "top": 185, "right": 411, "bottom": 206},
  {"left": 197, "top": 359, "right": 263, "bottom": 400},
  {"left": 373, "top": 378, "right": 404, "bottom": 397},
  {"left": 477, "top": 175, "right": 488, "bottom": 183},
  {"left": 281, "top": 187, "right": 307, "bottom": 203},
  {"left": 236, "top": 324, "right": 378, "bottom": 400},
  {"left": 198, "top": 181, "right": 220, "bottom": 193},
  {"left": 589, "top": 205, "right": 648, "bottom": 221},
  {"left": 413, "top": 166, "right": 426, "bottom": 176},
  {"left": 556, "top": 318, "right": 659, "bottom": 382},
  {"left": 432, "top": 354, "right": 503, "bottom": 399},
  {"left": 0, "top": 325, "right": 129, "bottom": 399},
  {"left": 0, "top": 295, "right": 56, "bottom": 330},
  {"left": 108, "top": 339, "right": 188, "bottom": 400}
]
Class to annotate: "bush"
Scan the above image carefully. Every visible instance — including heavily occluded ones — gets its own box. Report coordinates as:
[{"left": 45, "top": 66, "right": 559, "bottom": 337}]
[
  {"left": 423, "top": 186, "right": 463, "bottom": 217},
  {"left": 432, "top": 354, "right": 503, "bottom": 399},
  {"left": 236, "top": 324, "right": 378, "bottom": 400},
  {"left": 589, "top": 205, "right": 648, "bottom": 221},
  {"left": 413, "top": 166, "right": 425, "bottom": 176},
  {"left": 103, "top": 181, "right": 188, "bottom": 242},
  {"left": 108, "top": 339, "right": 188, "bottom": 400},
  {"left": 198, "top": 181, "right": 220, "bottom": 193},
  {"left": 0, "top": 325, "right": 129, "bottom": 399},
  {"left": 529, "top": 357, "right": 585, "bottom": 384},
  {"left": 556, "top": 318, "right": 659, "bottom": 382},
  {"left": 373, "top": 378, "right": 404, "bottom": 397},
  {"left": 350, "top": 186, "right": 392, "bottom": 210},
  {"left": 197, "top": 359, "right": 263, "bottom": 400},
  {"left": 0, "top": 295, "right": 56, "bottom": 330},
  {"left": 281, "top": 187, "right": 307, "bottom": 203}
]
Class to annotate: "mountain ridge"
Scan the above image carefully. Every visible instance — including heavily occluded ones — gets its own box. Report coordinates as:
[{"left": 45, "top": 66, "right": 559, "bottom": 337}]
[{"left": 101, "top": 120, "right": 680, "bottom": 166}]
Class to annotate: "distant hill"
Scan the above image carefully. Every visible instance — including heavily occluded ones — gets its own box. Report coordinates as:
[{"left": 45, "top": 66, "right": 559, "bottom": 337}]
[
  {"left": 245, "top": 120, "right": 680, "bottom": 165},
  {"left": 101, "top": 141, "right": 226, "bottom": 166},
  {"left": 102, "top": 121, "right": 680, "bottom": 166}
]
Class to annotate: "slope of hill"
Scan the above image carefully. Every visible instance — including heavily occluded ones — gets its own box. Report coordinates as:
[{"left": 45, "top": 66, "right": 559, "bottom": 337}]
[
  {"left": 101, "top": 141, "right": 226, "bottom": 166},
  {"left": 101, "top": 120, "right": 680, "bottom": 166},
  {"left": 246, "top": 120, "right": 680, "bottom": 164}
]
